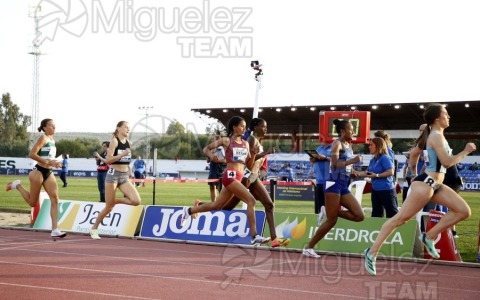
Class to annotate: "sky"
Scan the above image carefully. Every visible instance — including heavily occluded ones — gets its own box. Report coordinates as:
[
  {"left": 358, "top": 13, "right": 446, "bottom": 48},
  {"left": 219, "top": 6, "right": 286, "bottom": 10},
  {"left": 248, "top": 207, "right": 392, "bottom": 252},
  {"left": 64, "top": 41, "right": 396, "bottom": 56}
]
[{"left": 1, "top": 0, "right": 479, "bottom": 137}]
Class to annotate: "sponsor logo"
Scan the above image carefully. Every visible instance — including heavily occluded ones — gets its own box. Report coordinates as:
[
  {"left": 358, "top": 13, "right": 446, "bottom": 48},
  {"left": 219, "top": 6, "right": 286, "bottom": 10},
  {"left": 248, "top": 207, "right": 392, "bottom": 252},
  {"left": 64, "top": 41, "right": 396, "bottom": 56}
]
[
  {"left": 141, "top": 206, "right": 265, "bottom": 245},
  {"left": 0, "top": 160, "right": 16, "bottom": 169},
  {"left": 461, "top": 182, "right": 480, "bottom": 190}
]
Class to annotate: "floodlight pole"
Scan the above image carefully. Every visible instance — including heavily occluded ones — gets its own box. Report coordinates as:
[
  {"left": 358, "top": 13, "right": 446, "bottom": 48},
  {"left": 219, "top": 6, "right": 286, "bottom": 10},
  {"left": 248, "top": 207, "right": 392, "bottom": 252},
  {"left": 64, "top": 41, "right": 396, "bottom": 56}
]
[
  {"left": 252, "top": 62, "right": 263, "bottom": 118},
  {"left": 138, "top": 106, "right": 153, "bottom": 160},
  {"left": 28, "top": 4, "right": 43, "bottom": 148}
]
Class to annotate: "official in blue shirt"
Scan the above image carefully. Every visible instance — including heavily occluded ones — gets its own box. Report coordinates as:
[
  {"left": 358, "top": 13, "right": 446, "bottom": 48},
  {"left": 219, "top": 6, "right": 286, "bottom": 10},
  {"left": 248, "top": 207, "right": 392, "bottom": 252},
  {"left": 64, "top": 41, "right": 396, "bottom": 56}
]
[
  {"left": 310, "top": 143, "right": 331, "bottom": 215},
  {"left": 359, "top": 137, "right": 399, "bottom": 218},
  {"left": 60, "top": 153, "right": 69, "bottom": 188},
  {"left": 132, "top": 156, "right": 146, "bottom": 187}
]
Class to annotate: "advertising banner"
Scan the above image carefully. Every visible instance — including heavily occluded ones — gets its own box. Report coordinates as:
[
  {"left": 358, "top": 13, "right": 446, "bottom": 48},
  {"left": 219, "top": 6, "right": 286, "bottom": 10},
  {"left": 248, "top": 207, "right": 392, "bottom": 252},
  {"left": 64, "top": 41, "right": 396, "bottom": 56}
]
[
  {"left": 263, "top": 213, "right": 417, "bottom": 257},
  {"left": 140, "top": 205, "right": 266, "bottom": 245},
  {"left": 33, "top": 199, "right": 144, "bottom": 237},
  {"left": 264, "top": 183, "right": 315, "bottom": 201}
]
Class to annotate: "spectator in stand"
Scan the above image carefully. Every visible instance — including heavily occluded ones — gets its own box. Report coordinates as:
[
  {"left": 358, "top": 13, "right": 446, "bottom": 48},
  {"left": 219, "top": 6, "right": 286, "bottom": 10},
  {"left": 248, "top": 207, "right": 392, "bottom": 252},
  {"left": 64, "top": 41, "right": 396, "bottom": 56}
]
[
  {"left": 132, "top": 156, "right": 146, "bottom": 187},
  {"left": 471, "top": 162, "right": 478, "bottom": 171},
  {"left": 59, "top": 153, "right": 69, "bottom": 188},
  {"left": 357, "top": 137, "right": 398, "bottom": 218},
  {"left": 93, "top": 141, "right": 110, "bottom": 202},
  {"left": 285, "top": 163, "right": 294, "bottom": 182}
]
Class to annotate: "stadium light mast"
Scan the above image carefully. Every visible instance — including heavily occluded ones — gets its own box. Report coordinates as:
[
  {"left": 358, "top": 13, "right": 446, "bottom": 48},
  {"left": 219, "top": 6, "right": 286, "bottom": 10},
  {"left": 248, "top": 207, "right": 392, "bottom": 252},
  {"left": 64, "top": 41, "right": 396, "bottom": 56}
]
[
  {"left": 28, "top": 4, "right": 43, "bottom": 147},
  {"left": 138, "top": 106, "right": 153, "bottom": 159},
  {"left": 251, "top": 60, "right": 263, "bottom": 118}
]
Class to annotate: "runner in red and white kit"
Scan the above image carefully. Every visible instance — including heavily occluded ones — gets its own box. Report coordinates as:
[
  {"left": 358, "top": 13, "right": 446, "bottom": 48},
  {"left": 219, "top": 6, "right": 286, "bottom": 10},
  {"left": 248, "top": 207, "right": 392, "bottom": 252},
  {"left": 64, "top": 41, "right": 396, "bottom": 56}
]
[{"left": 179, "top": 116, "right": 270, "bottom": 245}]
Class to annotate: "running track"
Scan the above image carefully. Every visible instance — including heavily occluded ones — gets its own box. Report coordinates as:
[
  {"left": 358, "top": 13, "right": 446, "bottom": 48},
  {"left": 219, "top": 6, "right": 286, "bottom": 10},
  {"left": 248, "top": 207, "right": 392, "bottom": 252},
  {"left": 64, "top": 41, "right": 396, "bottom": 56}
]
[{"left": 0, "top": 227, "right": 478, "bottom": 300}]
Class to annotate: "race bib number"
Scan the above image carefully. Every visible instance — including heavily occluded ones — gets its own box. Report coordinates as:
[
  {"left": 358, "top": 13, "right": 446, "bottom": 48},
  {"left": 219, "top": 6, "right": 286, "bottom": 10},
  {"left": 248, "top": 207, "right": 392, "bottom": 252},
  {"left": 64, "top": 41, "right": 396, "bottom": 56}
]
[
  {"left": 232, "top": 147, "right": 248, "bottom": 162},
  {"left": 107, "top": 168, "right": 115, "bottom": 175},
  {"left": 243, "top": 168, "right": 252, "bottom": 179},
  {"left": 227, "top": 170, "right": 237, "bottom": 178},
  {"left": 422, "top": 150, "right": 430, "bottom": 167},
  {"left": 117, "top": 149, "right": 131, "bottom": 163},
  {"left": 423, "top": 175, "right": 440, "bottom": 191}
]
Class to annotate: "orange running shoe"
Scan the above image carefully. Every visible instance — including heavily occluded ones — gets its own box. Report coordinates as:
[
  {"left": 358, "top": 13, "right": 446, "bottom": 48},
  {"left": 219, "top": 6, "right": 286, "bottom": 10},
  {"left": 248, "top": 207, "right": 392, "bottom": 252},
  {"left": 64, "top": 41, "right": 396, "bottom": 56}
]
[
  {"left": 271, "top": 237, "right": 291, "bottom": 248},
  {"left": 5, "top": 180, "right": 21, "bottom": 192},
  {"left": 192, "top": 199, "right": 201, "bottom": 219}
]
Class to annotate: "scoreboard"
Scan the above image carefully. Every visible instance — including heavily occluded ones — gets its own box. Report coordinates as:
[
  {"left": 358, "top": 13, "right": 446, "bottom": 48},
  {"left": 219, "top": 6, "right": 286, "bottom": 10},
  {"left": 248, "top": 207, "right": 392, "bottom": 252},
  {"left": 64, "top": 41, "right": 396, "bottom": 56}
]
[{"left": 319, "top": 111, "right": 371, "bottom": 144}]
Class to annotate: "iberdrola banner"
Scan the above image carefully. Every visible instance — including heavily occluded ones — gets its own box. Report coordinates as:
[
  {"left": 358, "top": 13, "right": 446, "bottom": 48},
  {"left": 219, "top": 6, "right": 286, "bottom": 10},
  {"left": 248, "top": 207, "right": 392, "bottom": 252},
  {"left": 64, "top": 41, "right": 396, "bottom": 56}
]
[{"left": 263, "top": 213, "right": 417, "bottom": 257}]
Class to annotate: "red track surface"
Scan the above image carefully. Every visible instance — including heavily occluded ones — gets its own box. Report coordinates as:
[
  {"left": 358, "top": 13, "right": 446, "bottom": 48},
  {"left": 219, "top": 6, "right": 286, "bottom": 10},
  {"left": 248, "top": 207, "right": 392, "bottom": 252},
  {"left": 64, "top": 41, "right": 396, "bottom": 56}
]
[{"left": 0, "top": 228, "right": 478, "bottom": 300}]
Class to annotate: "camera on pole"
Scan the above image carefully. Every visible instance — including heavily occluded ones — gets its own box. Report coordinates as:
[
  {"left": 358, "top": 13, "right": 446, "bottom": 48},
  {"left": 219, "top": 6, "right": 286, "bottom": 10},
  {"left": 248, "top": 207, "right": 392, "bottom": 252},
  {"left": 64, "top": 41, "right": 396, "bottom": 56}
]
[{"left": 251, "top": 60, "right": 263, "bottom": 81}]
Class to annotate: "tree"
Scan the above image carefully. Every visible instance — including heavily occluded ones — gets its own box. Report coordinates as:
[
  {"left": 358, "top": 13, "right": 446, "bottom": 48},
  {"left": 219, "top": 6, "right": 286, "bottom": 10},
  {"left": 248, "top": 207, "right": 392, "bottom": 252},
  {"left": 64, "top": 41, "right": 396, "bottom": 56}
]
[
  {"left": 0, "top": 93, "right": 30, "bottom": 156},
  {"left": 166, "top": 120, "right": 185, "bottom": 135},
  {"left": 56, "top": 137, "right": 102, "bottom": 158}
]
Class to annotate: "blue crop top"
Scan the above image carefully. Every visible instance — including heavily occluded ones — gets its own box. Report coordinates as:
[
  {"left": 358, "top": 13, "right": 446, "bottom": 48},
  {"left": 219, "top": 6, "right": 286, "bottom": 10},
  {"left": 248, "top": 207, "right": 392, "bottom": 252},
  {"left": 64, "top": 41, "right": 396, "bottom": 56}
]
[
  {"left": 329, "top": 140, "right": 355, "bottom": 177},
  {"left": 424, "top": 137, "right": 451, "bottom": 174}
]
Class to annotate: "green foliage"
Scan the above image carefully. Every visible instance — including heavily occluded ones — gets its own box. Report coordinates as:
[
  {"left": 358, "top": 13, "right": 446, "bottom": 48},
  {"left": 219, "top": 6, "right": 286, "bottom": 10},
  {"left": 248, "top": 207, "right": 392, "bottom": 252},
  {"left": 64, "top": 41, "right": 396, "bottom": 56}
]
[
  {"left": 148, "top": 131, "right": 210, "bottom": 160},
  {"left": 0, "top": 93, "right": 30, "bottom": 156},
  {"left": 166, "top": 119, "right": 186, "bottom": 135},
  {"left": 56, "top": 137, "right": 102, "bottom": 158}
]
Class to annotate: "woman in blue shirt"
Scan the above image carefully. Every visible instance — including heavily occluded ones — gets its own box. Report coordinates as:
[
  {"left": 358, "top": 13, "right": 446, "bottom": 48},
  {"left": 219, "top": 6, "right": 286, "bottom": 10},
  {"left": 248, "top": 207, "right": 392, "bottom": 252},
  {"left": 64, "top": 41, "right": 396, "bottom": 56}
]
[
  {"left": 310, "top": 143, "right": 331, "bottom": 223},
  {"left": 359, "top": 137, "right": 398, "bottom": 218}
]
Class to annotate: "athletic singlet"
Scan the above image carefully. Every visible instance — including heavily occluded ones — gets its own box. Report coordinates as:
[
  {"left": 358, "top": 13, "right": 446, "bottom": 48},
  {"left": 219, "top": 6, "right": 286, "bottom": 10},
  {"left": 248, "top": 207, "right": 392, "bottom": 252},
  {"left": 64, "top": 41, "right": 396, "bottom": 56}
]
[
  {"left": 249, "top": 135, "right": 264, "bottom": 174},
  {"left": 424, "top": 137, "right": 451, "bottom": 174},
  {"left": 224, "top": 137, "right": 248, "bottom": 164},
  {"left": 111, "top": 137, "right": 131, "bottom": 165},
  {"left": 37, "top": 137, "right": 56, "bottom": 160},
  {"left": 329, "top": 140, "right": 354, "bottom": 177}
]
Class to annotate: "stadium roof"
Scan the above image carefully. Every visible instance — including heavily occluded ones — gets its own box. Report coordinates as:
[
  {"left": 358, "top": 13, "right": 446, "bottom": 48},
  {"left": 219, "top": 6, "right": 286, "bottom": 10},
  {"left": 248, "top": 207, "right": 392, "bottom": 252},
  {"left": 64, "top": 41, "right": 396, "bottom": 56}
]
[{"left": 192, "top": 101, "right": 480, "bottom": 139}]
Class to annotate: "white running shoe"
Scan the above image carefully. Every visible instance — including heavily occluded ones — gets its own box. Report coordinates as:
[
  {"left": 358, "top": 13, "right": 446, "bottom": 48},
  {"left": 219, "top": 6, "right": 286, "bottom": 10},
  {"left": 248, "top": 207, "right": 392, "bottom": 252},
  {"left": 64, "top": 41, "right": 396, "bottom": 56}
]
[
  {"left": 302, "top": 248, "right": 320, "bottom": 258},
  {"left": 90, "top": 229, "right": 101, "bottom": 240},
  {"left": 50, "top": 229, "right": 66, "bottom": 238},
  {"left": 251, "top": 235, "right": 271, "bottom": 246},
  {"left": 317, "top": 206, "right": 326, "bottom": 225},
  {"left": 6, "top": 180, "right": 21, "bottom": 191},
  {"left": 180, "top": 206, "right": 190, "bottom": 226}
]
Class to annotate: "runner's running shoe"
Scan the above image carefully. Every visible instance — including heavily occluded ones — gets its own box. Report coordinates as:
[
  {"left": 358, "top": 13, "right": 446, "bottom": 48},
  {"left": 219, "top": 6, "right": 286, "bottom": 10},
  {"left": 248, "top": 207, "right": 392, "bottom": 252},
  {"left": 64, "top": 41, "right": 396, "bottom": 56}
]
[
  {"left": 192, "top": 199, "right": 201, "bottom": 219},
  {"left": 6, "top": 180, "right": 21, "bottom": 191},
  {"left": 180, "top": 206, "right": 190, "bottom": 226},
  {"left": 302, "top": 248, "right": 320, "bottom": 258},
  {"left": 251, "top": 235, "right": 271, "bottom": 246},
  {"left": 90, "top": 229, "right": 101, "bottom": 240},
  {"left": 364, "top": 247, "right": 376, "bottom": 276},
  {"left": 50, "top": 229, "right": 67, "bottom": 238},
  {"left": 420, "top": 233, "right": 440, "bottom": 259},
  {"left": 271, "top": 237, "right": 290, "bottom": 248}
]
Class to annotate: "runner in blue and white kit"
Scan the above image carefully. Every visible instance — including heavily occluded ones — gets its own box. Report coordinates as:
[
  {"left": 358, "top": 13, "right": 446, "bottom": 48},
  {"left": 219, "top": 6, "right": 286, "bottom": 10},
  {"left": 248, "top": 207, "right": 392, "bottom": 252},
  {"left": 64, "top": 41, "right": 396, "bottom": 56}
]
[{"left": 364, "top": 103, "right": 475, "bottom": 275}]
